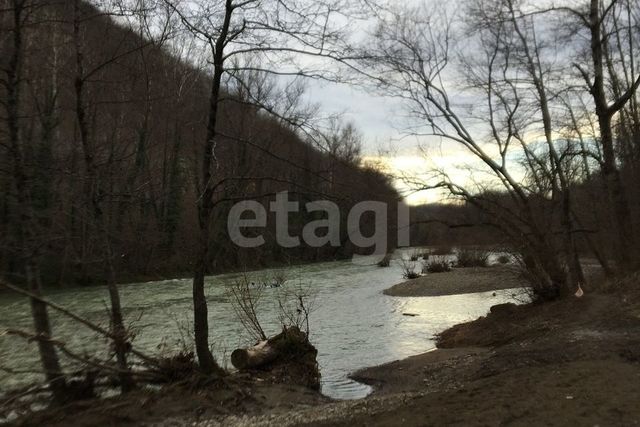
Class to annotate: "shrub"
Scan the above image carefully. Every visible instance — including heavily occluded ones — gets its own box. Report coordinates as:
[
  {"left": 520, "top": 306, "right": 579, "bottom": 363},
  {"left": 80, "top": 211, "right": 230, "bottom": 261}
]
[
  {"left": 409, "top": 250, "right": 420, "bottom": 261},
  {"left": 151, "top": 351, "right": 198, "bottom": 383},
  {"left": 271, "top": 270, "right": 288, "bottom": 287},
  {"left": 404, "top": 270, "right": 421, "bottom": 279},
  {"left": 378, "top": 253, "right": 392, "bottom": 267},
  {"left": 401, "top": 260, "right": 421, "bottom": 279},
  {"left": 513, "top": 253, "right": 563, "bottom": 303},
  {"left": 456, "top": 249, "right": 490, "bottom": 268},
  {"left": 254, "top": 271, "right": 288, "bottom": 288},
  {"left": 423, "top": 256, "right": 452, "bottom": 273}
]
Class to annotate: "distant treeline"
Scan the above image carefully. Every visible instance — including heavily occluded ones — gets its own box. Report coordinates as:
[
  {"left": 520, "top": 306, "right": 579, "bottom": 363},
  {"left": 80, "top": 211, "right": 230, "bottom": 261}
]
[
  {"left": 0, "top": 1, "right": 399, "bottom": 287},
  {"left": 410, "top": 203, "right": 504, "bottom": 248},
  {"left": 411, "top": 163, "right": 640, "bottom": 262}
]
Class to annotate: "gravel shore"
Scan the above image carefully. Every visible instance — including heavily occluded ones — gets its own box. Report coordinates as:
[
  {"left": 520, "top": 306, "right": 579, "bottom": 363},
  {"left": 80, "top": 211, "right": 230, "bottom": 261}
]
[
  {"left": 191, "top": 289, "right": 640, "bottom": 426},
  {"left": 383, "top": 266, "right": 526, "bottom": 297},
  {"left": 19, "top": 270, "right": 640, "bottom": 427}
]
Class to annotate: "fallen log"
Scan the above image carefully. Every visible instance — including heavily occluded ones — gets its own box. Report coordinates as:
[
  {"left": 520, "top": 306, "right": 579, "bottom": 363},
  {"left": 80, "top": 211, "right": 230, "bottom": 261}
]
[
  {"left": 231, "top": 326, "right": 311, "bottom": 370},
  {"left": 231, "top": 326, "right": 321, "bottom": 389},
  {"left": 231, "top": 339, "right": 278, "bottom": 370}
]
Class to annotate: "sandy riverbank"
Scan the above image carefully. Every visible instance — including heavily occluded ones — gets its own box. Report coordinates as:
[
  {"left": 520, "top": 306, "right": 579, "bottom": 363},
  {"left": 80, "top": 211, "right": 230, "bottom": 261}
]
[
  {"left": 217, "top": 284, "right": 640, "bottom": 426},
  {"left": 12, "top": 275, "right": 640, "bottom": 427},
  {"left": 336, "top": 287, "right": 640, "bottom": 426},
  {"left": 383, "top": 265, "right": 527, "bottom": 297},
  {"left": 204, "top": 279, "right": 640, "bottom": 426}
]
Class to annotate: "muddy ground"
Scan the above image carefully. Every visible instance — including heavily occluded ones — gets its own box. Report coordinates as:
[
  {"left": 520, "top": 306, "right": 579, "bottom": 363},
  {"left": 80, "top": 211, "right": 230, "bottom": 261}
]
[
  {"left": 201, "top": 279, "right": 640, "bottom": 426},
  {"left": 344, "top": 285, "right": 640, "bottom": 426},
  {"left": 10, "top": 274, "right": 640, "bottom": 426},
  {"left": 383, "top": 266, "right": 525, "bottom": 297}
]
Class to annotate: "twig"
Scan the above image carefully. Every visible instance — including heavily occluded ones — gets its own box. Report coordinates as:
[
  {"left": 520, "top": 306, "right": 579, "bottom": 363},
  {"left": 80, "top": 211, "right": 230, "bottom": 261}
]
[
  {"left": 0, "top": 280, "right": 159, "bottom": 367},
  {"left": 4, "top": 329, "right": 157, "bottom": 381}
]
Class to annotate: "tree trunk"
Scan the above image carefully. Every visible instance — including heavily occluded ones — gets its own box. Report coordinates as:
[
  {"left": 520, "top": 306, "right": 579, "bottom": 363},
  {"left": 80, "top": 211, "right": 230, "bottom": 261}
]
[
  {"left": 192, "top": 228, "right": 221, "bottom": 375},
  {"left": 102, "top": 222, "right": 134, "bottom": 392},
  {"left": 508, "top": 2, "right": 583, "bottom": 291},
  {"left": 231, "top": 339, "right": 278, "bottom": 370},
  {"left": 231, "top": 326, "right": 309, "bottom": 370},
  {"left": 72, "top": 0, "right": 133, "bottom": 391},
  {"left": 190, "top": 0, "right": 234, "bottom": 376},
  {"left": 589, "top": 0, "right": 637, "bottom": 271},
  {"left": 26, "top": 263, "right": 68, "bottom": 401},
  {"left": 4, "top": 0, "right": 67, "bottom": 403}
]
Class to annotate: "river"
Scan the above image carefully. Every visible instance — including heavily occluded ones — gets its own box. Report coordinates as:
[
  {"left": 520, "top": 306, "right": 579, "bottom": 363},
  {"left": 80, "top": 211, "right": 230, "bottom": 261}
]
[{"left": 0, "top": 255, "right": 522, "bottom": 399}]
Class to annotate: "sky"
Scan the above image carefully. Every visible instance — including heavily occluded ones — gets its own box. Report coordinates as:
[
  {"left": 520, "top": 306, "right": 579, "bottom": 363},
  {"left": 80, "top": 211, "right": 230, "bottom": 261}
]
[
  {"left": 299, "top": 0, "right": 553, "bottom": 206},
  {"left": 146, "top": 0, "right": 541, "bottom": 206},
  {"left": 297, "top": 0, "right": 487, "bottom": 206},
  {"left": 304, "top": 79, "right": 477, "bottom": 206}
]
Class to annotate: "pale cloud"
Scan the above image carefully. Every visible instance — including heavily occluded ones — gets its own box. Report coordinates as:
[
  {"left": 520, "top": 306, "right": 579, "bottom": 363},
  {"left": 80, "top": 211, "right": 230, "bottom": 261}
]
[
  {"left": 304, "top": 81, "right": 400, "bottom": 153},
  {"left": 362, "top": 150, "right": 495, "bottom": 206}
]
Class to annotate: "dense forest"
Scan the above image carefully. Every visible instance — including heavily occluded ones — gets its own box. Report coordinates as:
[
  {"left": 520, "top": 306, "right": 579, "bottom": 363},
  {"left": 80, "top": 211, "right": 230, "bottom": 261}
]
[{"left": 0, "top": 0, "right": 399, "bottom": 288}]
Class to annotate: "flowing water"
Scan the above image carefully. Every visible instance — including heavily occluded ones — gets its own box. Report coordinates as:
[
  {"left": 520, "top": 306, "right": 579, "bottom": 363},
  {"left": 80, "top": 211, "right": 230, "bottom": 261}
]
[{"left": 0, "top": 256, "right": 524, "bottom": 399}]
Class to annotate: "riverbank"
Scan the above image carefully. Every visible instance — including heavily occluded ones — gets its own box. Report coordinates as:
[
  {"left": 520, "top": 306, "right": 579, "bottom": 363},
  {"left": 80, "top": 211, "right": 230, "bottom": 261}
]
[
  {"left": 384, "top": 265, "right": 526, "bottom": 297},
  {"left": 9, "top": 377, "right": 330, "bottom": 426},
  {"left": 31, "top": 254, "right": 358, "bottom": 289},
  {"left": 203, "top": 275, "right": 640, "bottom": 425},
  {"left": 342, "top": 286, "right": 640, "bottom": 425},
  {"left": 10, "top": 274, "right": 640, "bottom": 426}
]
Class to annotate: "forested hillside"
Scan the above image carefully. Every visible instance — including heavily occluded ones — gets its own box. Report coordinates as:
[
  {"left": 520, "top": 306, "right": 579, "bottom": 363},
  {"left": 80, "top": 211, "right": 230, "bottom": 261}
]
[{"left": 0, "top": 0, "right": 398, "bottom": 287}]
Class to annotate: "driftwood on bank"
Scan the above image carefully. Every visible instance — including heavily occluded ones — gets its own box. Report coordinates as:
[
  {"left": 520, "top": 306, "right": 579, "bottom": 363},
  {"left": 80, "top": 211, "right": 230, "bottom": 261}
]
[
  {"left": 231, "top": 326, "right": 309, "bottom": 370},
  {"left": 231, "top": 339, "right": 278, "bottom": 370},
  {"left": 230, "top": 326, "right": 320, "bottom": 389}
]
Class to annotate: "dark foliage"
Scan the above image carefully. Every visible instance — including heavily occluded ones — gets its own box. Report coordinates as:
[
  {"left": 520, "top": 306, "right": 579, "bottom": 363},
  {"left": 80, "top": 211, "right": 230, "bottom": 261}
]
[
  {"left": 0, "top": 1, "right": 400, "bottom": 286},
  {"left": 456, "top": 249, "right": 490, "bottom": 268},
  {"left": 423, "top": 257, "right": 452, "bottom": 273}
]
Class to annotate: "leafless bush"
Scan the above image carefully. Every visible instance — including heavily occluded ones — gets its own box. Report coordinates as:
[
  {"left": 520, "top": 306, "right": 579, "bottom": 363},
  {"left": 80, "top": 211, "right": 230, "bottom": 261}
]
[
  {"left": 145, "top": 313, "right": 201, "bottom": 383},
  {"left": 275, "top": 283, "right": 316, "bottom": 337},
  {"left": 227, "top": 273, "right": 316, "bottom": 341},
  {"left": 148, "top": 351, "right": 197, "bottom": 384},
  {"left": 270, "top": 270, "right": 288, "bottom": 287},
  {"left": 377, "top": 253, "right": 392, "bottom": 267},
  {"left": 227, "top": 275, "right": 267, "bottom": 342},
  {"left": 510, "top": 251, "right": 562, "bottom": 302},
  {"left": 423, "top": 256, "right": 452, "bottom": 273},
  {"left": 400, "top": 259, "right": 421, "bottom": 279},
  {"left": 456, "top": 249, "right": 490, "bottom": 268},
  {"left": 158, "top": 311, "right": 195, "bottom": 356},
  {"left": 253, "top": 270, "right": 289, "bottom": 288}
]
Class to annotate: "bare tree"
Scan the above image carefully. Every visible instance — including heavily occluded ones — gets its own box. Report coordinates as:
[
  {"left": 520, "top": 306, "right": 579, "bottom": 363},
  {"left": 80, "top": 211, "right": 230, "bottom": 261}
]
[
  {"left": 582, "top": 0, "right": 640, "bottom": 271},
  {"left": 164, "top": 0, "right": 359, "bottom": 374},
  {"left": 530, "top": 0, "right": 640, "bottom": 271},
  {"left": 227, "top": 275, "right": 268, "bottom": 343},
  {"left": 358, "top": 1, "right": 607, "bottom": 298},
  {"left": 67, "top": 0, "right": 171, "bottom": 391},
  {"left": 0, "top": 0, "right": 67, "bottom": 401}
]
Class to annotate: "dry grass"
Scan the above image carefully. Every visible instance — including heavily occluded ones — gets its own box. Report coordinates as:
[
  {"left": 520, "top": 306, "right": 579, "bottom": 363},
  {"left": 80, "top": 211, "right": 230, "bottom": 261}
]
[
  {"left": 456, "top": 249, "right": 490, "bottom": 268},
  {"left": 423, "top": 256, "right": 452, "bottom": 273}
]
